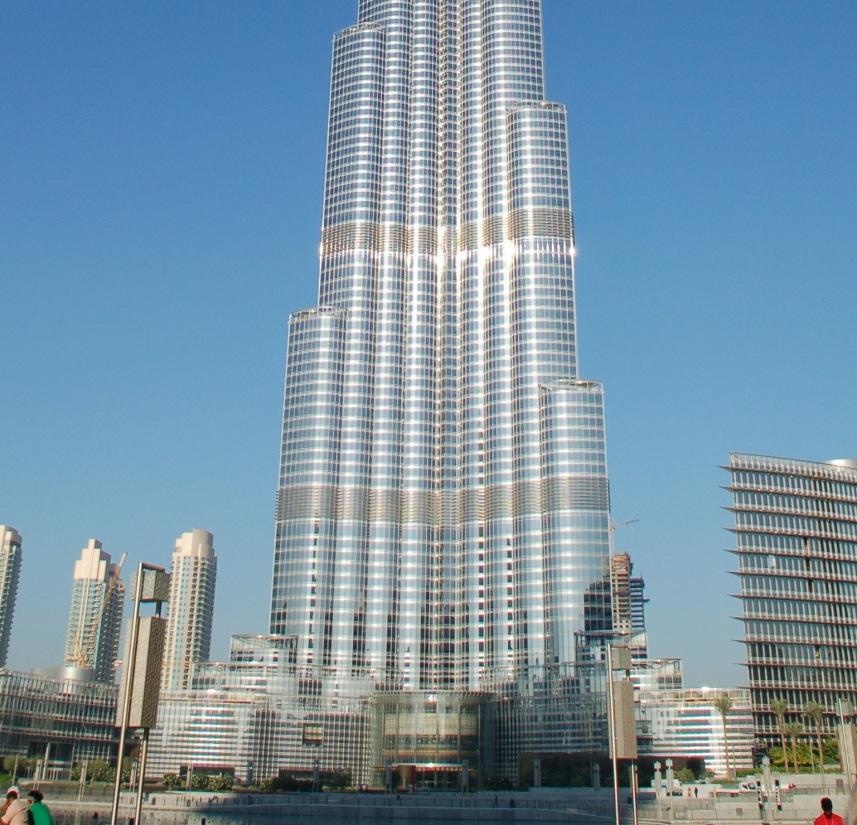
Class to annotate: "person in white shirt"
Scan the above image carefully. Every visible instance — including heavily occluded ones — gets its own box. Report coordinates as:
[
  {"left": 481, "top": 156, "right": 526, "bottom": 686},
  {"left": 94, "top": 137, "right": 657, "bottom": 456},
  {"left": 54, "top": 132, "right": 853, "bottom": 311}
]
[{"left": 0, "top": 788, "right": 29, "bottom": 825}]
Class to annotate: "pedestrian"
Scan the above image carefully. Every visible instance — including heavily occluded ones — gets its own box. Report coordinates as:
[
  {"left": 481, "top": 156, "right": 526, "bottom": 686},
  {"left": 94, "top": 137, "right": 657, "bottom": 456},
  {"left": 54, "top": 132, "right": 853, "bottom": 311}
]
[
  {"left": 0, "top": 789, "right": 18, "bottom": 820},
  {"left": 26, "top": 790, "right": 54, "bottom": 825},
  {"left": 0, "top": 788, "right": 28, "bottom": 825},
  {"left": 814, "top": 798, "right": 845, "bottom": 825},
  {"left": 694, "top": 787, "right": 698, "bottom": 798}
]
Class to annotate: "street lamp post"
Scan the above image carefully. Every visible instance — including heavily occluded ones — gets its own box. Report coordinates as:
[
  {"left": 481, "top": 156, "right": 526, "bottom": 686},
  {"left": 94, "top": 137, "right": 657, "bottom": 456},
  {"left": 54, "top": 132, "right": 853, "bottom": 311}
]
[
  {"left": 606, "top": 644, "right": 638, "bottom": 825},
  {"left": 607, "top": 644, "right": 621, "bottom": 825}
]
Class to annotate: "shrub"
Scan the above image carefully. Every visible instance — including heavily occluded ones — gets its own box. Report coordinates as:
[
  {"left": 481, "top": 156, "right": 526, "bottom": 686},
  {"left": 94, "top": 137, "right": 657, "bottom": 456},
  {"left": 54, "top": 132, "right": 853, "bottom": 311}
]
[
  {"left": 207, "top": 774, "right": 234, "bottom": 792},
  {"left": 162, "top": 774, "right": 182, "bottom": 790}
]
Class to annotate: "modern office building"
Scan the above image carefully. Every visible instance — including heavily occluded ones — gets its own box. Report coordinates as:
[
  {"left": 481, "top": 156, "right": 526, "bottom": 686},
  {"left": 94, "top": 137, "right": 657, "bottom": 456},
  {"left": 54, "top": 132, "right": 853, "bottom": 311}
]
[
  {"left": 63, "top": 539, "right": 125, "bottom": 683},
  {"left": 0, "top": 525, "right": 23, "bottom": 667},
  {"left": 0, "top": 667, "right": 118, "bottom": 773},
  {"left": 161, "top": 529, "right": 217, "bottom": 692},
  {"left": 269, "top": 0, "right": 612, "bottom": 780},
  {"left": 637, "top": 687, "right": 754, "bottom": 777},
  {"left": 727, "top": 453, "right": 857, "bottom": 749}
]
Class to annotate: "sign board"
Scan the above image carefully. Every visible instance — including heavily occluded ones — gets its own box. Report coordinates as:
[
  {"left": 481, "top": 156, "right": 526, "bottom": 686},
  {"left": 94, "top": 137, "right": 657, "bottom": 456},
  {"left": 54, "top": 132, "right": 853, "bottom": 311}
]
[
  {"left": 611, "top": 645, "right": 632, "bottom": 671},
  {"left": 609, "top": 679, "right": 638, "bottom": 760},
  {"left": 138, "top": 569, "right": 170, "bottom": 603},
  {"left": 116, "top": 616, "right": 166, "bottom": 729}
]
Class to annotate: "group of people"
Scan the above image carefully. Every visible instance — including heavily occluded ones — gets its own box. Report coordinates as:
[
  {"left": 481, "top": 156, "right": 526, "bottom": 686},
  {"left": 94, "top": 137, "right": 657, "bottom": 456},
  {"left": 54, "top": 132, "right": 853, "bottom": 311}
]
[{"left": 0, "top": 787, "right": 53, "bottom": 825}]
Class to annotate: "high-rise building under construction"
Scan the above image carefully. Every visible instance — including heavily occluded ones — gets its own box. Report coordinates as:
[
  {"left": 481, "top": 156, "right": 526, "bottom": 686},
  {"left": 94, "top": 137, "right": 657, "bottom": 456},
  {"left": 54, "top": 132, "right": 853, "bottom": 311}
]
[{"left": 64, "top": 539, "right": 125, "bottom": 683}]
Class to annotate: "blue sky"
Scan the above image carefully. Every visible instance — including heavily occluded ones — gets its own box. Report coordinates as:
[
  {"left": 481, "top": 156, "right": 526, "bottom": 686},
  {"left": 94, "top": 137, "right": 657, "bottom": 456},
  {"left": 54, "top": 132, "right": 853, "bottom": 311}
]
[{"left": 1, "top": 1, "right": 855, "bottom": 687}]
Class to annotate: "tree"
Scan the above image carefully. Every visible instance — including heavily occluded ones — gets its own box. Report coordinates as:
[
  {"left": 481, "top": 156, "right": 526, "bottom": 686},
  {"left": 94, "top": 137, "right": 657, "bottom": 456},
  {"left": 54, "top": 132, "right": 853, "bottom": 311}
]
[
  {"left": 823, "top": 736, "right": 840, "bottom": 765},
  {"left": 676, "top": 768, "right": 696, "bottom": 783},
  {"left": 770, "top": 699, "right": 791, "bottom": 771},
  {"left": 89, "top": 760, "right": 113, "bottom": 783},
  {"left": 714, "top": 694, "right": 734, "bottom": 780},
  {"left": 804, "top": 702, "right": 826, "bottom": 773},
  {"left": 768, "top": 746, "right": 786, "bottom": 768},
  {"left": 784, "top": 722, "right": 804, "bottom": 770}
]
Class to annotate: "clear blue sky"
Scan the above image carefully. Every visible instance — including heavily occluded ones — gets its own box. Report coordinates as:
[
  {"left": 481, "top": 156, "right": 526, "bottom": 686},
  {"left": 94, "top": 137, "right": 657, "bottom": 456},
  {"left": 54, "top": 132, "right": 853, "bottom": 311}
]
[{"left": 2, "top": 1, "right": 855, "bottom": 687}]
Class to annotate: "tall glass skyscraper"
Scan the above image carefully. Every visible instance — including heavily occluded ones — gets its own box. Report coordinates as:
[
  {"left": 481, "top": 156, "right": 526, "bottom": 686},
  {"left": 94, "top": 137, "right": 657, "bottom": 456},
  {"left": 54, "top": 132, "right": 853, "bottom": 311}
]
[{"left": 270, "top": 0, "right": 612, "bottom": 776}]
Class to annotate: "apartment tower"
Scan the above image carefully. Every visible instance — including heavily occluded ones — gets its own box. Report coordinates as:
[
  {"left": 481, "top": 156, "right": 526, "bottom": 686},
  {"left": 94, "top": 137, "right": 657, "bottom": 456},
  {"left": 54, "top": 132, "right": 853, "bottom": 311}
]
[
  {"left": 63, "top": 539, "right": 125, "bottom": 683},
  {"left": 270, "top": 0, "right": 612, "bottom": 772},
  {"left": 0, "top": 525, "right": 23, "bottom": 667},
  {"left": 161, "top": 528, "right": 217, "bottom": 692}
]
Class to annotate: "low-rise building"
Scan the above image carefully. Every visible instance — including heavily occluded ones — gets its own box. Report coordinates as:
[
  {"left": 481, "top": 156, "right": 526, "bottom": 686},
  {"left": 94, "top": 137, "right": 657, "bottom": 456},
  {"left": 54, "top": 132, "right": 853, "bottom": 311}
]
[
  {"left": 148, "top": 635, "right": 372, "bottom": 784},
  {"left": 0, "top": 667, "right": 118, "bottom": 775},
  {"left": 637, "top": 687, "right": 754, "bottom": 776}
]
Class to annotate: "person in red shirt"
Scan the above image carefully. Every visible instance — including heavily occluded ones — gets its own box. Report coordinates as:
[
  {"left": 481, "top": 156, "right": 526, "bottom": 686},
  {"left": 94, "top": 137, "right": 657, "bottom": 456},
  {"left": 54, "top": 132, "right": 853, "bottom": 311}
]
[{"left": 814, "top": 797, "right": 845, "bottom": 825}]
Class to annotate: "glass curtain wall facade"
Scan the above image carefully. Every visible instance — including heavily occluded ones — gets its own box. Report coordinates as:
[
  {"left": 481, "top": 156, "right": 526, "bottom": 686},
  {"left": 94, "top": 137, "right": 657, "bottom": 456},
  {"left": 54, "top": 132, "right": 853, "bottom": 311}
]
[
  {"left": 149, "top": 636, "right": 372, "bottom": 785},
  {"left": 728, "top": 453, "right": 857, "bottom": 749},
  {"left": 271, "top": 0, "right": 611, "bottom": 776},
  {"left": 0, "top": 669, "right": 118, "bottom": 769}
]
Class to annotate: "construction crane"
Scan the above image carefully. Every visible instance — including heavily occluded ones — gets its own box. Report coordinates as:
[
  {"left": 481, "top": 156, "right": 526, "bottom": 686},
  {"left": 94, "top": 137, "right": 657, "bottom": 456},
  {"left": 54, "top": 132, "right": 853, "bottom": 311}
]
[{"left": 608, "top": 518, "right": 639, "bottom": 553}]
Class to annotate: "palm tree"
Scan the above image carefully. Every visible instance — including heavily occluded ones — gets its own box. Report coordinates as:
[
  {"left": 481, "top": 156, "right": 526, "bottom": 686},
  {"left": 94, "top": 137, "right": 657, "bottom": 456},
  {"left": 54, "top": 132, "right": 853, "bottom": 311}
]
[
  {"left": 770, "top": 699, "right": 790, "bottom": 770},
  {"left": 784, "top": 722, "right": 804, "bottom": 770},
  {"left": 714, "top": 693, "right": 734, "bottom": 780},
  {"left": 804, "top": 702, "right": 826, "bottom": 773},
  {"left": 801, "top": 705, "right": 817, "bottom": 773}
]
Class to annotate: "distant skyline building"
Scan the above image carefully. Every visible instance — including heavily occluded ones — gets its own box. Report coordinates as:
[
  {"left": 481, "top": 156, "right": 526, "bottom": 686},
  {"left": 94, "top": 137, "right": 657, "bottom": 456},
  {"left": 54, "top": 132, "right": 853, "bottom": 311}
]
[
  {"left": 728, "top": 453, "right": 857, "bottom": 749},
  {"left": 63, "top": 538, "right": 125, "bottom": 683},
  {"left": 0, "top": 525, "right": 23, "bottom": 667},
  {"left": 161, "top": 528, "right": 217, "bottom": 692},
  {"left": 269, "top": 0, "right": 612, "bottom": 779}
]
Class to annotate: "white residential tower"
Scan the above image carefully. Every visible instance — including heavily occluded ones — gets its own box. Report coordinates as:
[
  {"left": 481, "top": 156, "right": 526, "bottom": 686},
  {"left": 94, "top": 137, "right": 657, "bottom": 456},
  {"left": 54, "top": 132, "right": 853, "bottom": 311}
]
[{"left": 161, "top": 529, "right": 217, "bottom": 692}]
